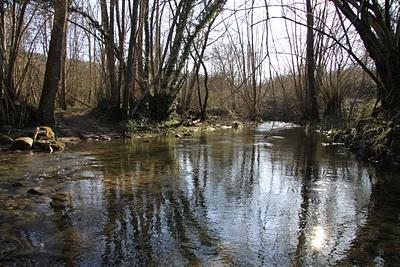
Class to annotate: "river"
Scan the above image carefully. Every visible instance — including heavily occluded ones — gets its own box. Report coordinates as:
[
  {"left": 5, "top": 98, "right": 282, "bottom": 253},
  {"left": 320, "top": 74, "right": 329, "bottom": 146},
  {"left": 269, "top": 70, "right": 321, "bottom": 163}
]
[{"left": 0, "top": 122, "right": 399, "bottom": 266}]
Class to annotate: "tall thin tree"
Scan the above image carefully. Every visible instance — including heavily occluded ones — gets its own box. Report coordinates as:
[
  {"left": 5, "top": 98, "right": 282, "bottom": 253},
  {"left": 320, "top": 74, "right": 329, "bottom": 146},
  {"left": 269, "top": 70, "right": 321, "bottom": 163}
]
[
  {"left": 305, "top": 0, "right": 319, "bottom": 121},
  {"left": 38, "top": 0, "right": 69, "bottom": 125}
]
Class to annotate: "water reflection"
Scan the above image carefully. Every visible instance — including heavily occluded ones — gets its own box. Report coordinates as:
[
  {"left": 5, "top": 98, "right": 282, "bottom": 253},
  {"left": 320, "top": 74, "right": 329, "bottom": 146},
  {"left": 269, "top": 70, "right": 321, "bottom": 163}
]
[
  {"left": 311, "top": 226, "right": 325, "bottom": 250},
  {"left": 0, "top": 123, "right": 398, "bottom": 265}
]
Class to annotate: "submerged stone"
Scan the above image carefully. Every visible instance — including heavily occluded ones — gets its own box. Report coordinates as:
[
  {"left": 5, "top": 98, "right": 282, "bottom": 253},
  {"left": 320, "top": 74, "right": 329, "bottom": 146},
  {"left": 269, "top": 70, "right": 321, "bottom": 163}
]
[
  {"left": 11, "top": 182, "right": 24, "bottom": 187},
  {"left": 33, "top": 139, "right": 65, "bottom": 153},
  {"left": 27, "top": 188, "right": 44, "bottom": 195}
]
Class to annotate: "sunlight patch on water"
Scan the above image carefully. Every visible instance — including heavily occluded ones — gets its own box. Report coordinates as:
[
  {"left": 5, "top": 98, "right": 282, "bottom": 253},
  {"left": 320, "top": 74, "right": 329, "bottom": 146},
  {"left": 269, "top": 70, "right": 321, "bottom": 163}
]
[
  {"left": 311, "top": 225, "right": 326, "bottom": 250},
  {"left": 255, "top": 121, "right": 300, "bottom": 133}
]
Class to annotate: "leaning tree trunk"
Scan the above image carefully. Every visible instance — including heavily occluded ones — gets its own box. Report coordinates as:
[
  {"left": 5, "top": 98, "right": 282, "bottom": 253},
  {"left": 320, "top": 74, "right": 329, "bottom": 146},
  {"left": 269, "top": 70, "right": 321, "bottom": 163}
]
[
  {"left": 331, "top": 0, "right": 400, "bottom": 118},
  {"left": 38, "top": 0, "right": 68, "bottom": 125}
]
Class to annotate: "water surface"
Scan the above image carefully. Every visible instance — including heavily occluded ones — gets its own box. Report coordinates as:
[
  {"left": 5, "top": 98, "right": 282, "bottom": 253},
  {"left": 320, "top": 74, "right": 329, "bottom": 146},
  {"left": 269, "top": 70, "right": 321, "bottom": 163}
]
[{"left": 0, "top": 122, "right": 399, "bottom": 266}]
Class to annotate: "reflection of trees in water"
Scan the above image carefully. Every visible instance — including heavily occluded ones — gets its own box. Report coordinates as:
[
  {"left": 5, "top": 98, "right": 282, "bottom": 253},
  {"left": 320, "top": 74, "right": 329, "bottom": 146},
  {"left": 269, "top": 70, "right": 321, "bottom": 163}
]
[
  {"left": 4, "top": 130, "right": 377, "bottom": 265},
  {"left": 291, "top": 130, "right": 319, "bottom": 265},
  {"left": 270, "top": 129, "right": 371, "bottom": 265},
  {"left": 47, "top": 191, "right": 80, "bottom": 265},
  {"left": 339, "top": 171, "right": 400, "bottom": 265},
  {"left": 80, "top": 135, "right": 395, "bottom": 265},
  {"left": 94, "top": 137, "right": 236, "bottom": 265}
]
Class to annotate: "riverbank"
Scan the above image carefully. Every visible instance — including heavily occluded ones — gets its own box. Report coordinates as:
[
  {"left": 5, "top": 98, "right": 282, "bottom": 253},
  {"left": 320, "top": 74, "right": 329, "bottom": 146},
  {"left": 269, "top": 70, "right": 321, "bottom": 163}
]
[
  {"left": 320, "top": 115, "right": 400, "bottom": 169},
  {"left": 0, "top": 108, "right": 249, "bottom": 151},
  {"left": 4, "top": 107, "right": 399, "bottom": 169}
]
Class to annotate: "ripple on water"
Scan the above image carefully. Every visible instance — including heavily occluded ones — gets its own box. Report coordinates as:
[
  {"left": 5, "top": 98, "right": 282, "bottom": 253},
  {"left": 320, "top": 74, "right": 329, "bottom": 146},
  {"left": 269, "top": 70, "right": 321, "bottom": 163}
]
[{"left": 0, "top": 125, "right": 399, "bottom": 266}]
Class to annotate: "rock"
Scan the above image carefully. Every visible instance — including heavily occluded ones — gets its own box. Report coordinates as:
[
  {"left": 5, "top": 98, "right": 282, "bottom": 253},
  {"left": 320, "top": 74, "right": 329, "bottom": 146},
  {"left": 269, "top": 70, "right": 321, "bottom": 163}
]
[
  {"left": 11, "top": 182, "right": 24, "bottom": 187},
  {"left": 50, "top": 141, "right": 65, "bottom": 151},
  {"left": 232, "top": 121, "right": 242, "bottom": 128},
  {"left": 99, "top": 135, "right": 111, "bottom": 141},
  {"left": 27, "top": 188, "right": 44, "bottom": 196},
  {"left": 50, "top": 192, "right": 70, "bottom": 210},
  {"left": 264, "top": 142, "right": 273, "bottom": 148},
  {"left": 58, "top": 137, "right": 80, "bottom": 144},
  {"left": 270, "top": 135, "right": 285, "bottom": 139},
  {"left": 321, "top": 142, "right": 345, "bottom": 147},
  {"left": 33, "top": 126, "right": 55, "bottom": 141},
  {"left": 0, "top": 134, "right": 14, "bottom": 146},
  {"left": 221, "top": 125, "right": 232, "bottom": 129},
  {"left": 10, "top": 137, "right": 34, "bottom": 150},
  {"left": 33, "top": 139, "right": 65, "bottom": 152},
  {"left": 183, "top": 119, "right": 200, "bottom": 127},
  {"left": 82, "top": 134, "right": 99, "bottom": 141}
]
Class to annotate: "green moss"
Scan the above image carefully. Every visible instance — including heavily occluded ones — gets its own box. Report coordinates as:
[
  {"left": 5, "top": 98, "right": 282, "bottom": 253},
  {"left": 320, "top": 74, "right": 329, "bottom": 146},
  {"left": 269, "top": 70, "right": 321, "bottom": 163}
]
[
  {"left": 122, "top": 120, "right": 153, "bottom": 133},
  {"left": 162, "top": 118, "right": 181, "bottom": 128}
]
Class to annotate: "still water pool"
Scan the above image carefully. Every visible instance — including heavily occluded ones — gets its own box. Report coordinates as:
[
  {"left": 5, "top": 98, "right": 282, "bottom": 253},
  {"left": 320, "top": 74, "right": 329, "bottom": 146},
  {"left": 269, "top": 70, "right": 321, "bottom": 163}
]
[{"left": 0, "top": 123, "right": 399, "bottom": 266}]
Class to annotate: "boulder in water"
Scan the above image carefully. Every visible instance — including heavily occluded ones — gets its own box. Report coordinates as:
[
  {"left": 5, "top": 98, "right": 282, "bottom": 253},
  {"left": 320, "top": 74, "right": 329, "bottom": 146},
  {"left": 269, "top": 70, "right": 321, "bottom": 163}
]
[
  {"left": 33, "top": 126, "right": 55, "bottom": 141},
  {"left": 27, "top": 188, "right": 44, "bottom": 195},
  {"left": 10, "top": 137, "right": 34, "bottom": 150}
]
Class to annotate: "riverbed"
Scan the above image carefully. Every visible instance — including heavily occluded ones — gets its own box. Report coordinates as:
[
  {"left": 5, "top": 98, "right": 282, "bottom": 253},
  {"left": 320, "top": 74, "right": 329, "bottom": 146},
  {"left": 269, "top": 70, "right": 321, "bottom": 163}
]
[{"left": 0, "top": 122, "right": 399, "bottom": 266}]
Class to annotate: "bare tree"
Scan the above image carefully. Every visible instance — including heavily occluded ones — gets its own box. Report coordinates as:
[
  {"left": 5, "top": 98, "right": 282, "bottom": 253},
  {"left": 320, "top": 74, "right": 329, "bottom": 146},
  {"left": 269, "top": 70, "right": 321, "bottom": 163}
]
[
  {"left": 331, "top": 0, "right": 400, "bottom": 117},
  {"left": 305, "top": 0, "right": 319, "bottom": 121},
  {"left": 100, "top": 0, "right": 119, "bottom": 108},
  {"left": 121, "top": 0, "right": 140, "bottom": 120},
  {"left": 38, "top": 0, "right": 69, "bottom": 125}
]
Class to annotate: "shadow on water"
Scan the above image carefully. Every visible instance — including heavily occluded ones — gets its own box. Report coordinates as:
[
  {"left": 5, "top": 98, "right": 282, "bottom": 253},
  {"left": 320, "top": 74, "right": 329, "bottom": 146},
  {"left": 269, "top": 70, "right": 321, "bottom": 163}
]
[{"left": 0, "top": 122, "right": 399, "bottom": 266}]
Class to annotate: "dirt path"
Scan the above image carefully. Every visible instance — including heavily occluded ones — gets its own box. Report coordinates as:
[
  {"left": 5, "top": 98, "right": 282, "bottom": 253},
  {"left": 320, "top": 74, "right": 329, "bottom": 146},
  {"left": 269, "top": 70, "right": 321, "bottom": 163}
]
[{"left": 55, "top": 109, "right": 121, "bottom": 139}]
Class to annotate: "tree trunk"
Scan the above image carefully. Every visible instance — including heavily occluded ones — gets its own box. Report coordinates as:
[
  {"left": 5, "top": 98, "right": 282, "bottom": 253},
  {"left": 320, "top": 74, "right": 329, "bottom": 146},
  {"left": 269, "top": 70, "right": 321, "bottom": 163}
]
[
  {"left": 200, "top": 59, "right": 209, "bottom": 121},
  {"left": 121, "top": 0, "right": 139, "bottom": 120},
  {"left": 183, "top": 63, "right": 197, "bottom": 111},
  {"left": 376, "top": 53, "right": 400, "bottom": 116},
  {"left": 5, "top": 1, "right": 28, "bottom": 100},
  {"left": 116, "top": 0, "right": 125, "bottom": 93},
  {"left": 100, "top": 0, "right": 119, "bottom": 108},
  {"left": 59, "top": 17, "right": 68, "bottom": 110},
  {"left": 38, "top": 0, "right": 68, "bottom": 125},
  {"left": 332, "top": 0, "right": 400, "bottom": 117},
  {"left": 305, "top": 0, "right": 319, "bottom": 121}
]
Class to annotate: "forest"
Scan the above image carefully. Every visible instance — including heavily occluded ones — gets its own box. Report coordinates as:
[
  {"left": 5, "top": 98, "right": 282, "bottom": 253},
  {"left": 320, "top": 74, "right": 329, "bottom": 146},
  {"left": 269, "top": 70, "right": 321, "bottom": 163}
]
[
  {"left": 1, "top": 0, "right": 399, "bottom": 164},
  {"left": 0, "top": 0, "right": 397, "bottom": 121}
]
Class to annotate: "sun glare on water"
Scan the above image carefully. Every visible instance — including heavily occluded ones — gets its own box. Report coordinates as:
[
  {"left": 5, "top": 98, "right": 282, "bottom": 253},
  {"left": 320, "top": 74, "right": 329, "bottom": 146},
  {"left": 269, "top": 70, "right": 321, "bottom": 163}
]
[{"left": 311, "top": 226, "right": 325, "bottom": 250}]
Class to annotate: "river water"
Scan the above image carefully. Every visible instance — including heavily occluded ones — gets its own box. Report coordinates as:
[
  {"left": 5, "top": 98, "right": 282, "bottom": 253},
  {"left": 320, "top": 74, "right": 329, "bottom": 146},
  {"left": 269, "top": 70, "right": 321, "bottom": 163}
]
[{"left": 0, "top": 122, "right": 399, "bottom": 266}]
